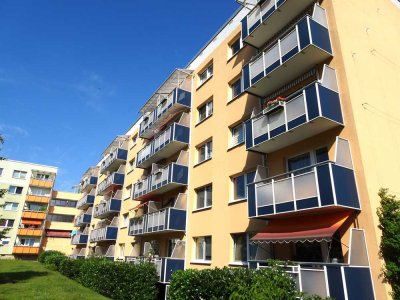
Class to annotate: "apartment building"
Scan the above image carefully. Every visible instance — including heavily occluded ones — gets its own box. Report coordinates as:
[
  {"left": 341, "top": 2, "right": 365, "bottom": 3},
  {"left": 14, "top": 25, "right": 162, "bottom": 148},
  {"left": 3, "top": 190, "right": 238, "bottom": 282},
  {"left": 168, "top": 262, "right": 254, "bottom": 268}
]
[
  {"left": 0, "top": 160, "right": 57, "bottom": 258},
  {"left": 70, "top": 0, "right": 400, "bottom": 299}
]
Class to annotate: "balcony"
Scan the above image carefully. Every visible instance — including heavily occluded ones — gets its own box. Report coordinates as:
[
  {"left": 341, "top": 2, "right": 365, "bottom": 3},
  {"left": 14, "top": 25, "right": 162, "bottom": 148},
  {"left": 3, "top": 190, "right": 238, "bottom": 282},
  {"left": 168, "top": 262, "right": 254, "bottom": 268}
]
[
  {"left": 132, "top": 162, "right": 188, "bottom": 201},
  {"left": 12, "top": 246, "right": 40, "bottom": 255},
  {"left": 93, "top": 245, "right": 115, "bottom": 260},
  {"left": 71, "top": 229, "right": 89, "bottom": 245},
  {"left": 22, "top": 211, "right": 46, "bottom": 220},
  {"left": 139, "top": 88, "right": 191, "bottom": 139},
  {"left": 76, "top": 193, "right": 95, "bottom": 210},
  {"left": 17, "top": 228, "right": 43, "bottom": 236},
  {"left": 93, "top": 192, "right": 122, "bottom": 219},
  {"left": 242, "top": 5, "right": 332, "bottom": 97},
  {"left": 126, "top": 257, "right": 184, "bottom": 283},
  {"left": 245, "top": 66, "right": 343, "bottom": 153},
  {"left": 80, "top": 175, "right": 98, "bottom": 193},
  {"left": 29, "top": 178, "right": 54, "bottom": 189},
  {"left": 71, "top": 248, "right": 86, "bottom": 259},
  {"left": 25, "top": 194, "right": 51, "bottom": 204},
  {"left": 129, "top": 207, "right": 186, "bottom": 236},
  {"left": 248, "top": 160, "right": 360, "bottom": 219},
  {"left": 100, "top": 147, "right": 128, "bottom": 174},
  {"left": 89, "top": 217, "right": 119, "bottom": 243},
  {"left": 74, "top": 208, "right": 92, "bottom": 227},
  {"left": 137, "top": 117, "right": 190, "bottom": 169},
  {"left": 241, "top": 0, "right": 316, "bottom": 48},
  {"left": 96, "top": 165, "right": 125, "bottom": 196}
]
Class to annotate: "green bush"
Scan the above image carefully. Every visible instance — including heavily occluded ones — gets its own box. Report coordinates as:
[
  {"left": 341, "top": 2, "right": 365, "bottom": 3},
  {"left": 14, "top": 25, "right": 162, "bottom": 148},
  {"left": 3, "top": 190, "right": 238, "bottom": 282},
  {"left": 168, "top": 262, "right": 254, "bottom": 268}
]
[
  {"left": 169, "top": 266, "right": 299, "bottom": 300},
  {"left": 38, "top": 250, "right": 65, "bottom": 263},
  {"left": 44, "top": 254, "right": 67, "bottom": 270},
  {"left": 58, "top": 257, "right": 84, "bottom": 280}
]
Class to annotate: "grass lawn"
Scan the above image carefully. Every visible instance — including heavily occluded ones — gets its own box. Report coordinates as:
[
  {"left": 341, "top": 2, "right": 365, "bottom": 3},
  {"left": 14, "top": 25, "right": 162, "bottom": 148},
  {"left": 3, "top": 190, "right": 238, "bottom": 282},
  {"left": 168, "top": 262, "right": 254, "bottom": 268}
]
[{"left": 0, "top": 260, "right": 109, "bottom": 300}]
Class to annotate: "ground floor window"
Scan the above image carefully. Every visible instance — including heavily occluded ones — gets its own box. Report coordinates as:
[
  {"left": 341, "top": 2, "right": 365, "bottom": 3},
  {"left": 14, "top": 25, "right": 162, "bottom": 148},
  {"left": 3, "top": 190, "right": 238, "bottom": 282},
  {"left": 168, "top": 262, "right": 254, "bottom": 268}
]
[{"left": 195, "top": 236, "right": 212, "bottom": 261}]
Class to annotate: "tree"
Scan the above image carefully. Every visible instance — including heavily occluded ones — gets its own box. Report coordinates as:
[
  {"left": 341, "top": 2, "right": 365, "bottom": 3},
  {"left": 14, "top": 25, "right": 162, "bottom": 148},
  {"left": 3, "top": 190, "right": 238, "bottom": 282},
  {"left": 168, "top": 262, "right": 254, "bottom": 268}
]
[
  {"left": 0, "top": 134, "right": 9, "bottom": 243},
  {"left": 377, "top": 188, "right": 400, "bottom": 300}
]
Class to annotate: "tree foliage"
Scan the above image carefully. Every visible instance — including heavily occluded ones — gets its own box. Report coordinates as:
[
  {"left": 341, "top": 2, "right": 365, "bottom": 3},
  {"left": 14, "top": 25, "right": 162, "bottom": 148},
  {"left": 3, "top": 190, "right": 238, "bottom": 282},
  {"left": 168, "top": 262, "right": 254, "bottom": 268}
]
[{"left": 377, "top": 188, "right": 400, "bottom": 300}]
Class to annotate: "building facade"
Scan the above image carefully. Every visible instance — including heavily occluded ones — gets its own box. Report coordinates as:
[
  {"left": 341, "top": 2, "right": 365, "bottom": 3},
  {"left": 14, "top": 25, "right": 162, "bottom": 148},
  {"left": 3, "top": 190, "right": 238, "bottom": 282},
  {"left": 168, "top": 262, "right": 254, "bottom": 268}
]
[{"left": 69, "top": 0, "right": 400, "bottom": 299}]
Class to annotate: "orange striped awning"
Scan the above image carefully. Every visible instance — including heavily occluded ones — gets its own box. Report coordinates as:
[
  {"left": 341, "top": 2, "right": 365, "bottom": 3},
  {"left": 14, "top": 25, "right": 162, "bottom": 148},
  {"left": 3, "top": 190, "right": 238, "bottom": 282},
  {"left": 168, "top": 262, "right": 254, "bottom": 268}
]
[{"left": 251, "top": 211, "right": 352, "bottom": 244}]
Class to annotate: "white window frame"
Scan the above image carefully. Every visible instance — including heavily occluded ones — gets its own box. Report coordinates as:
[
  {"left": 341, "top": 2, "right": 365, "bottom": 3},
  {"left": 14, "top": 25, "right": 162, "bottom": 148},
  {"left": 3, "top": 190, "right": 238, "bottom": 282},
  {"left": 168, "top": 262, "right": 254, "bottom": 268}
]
[
  {"left": 198, "top": 141, "right": 212, "bottom": 163},
  {"left": 0, "top": 238, "right": 10, "bottom": 245},
  {"left": 230, "top": 77, "right": 243, "bottom": 100},
  {"left": 3, "top": 202, "right": 18, "bottom": 211},
  {"left": 122, "top": 213, "right": 129, "bottom": 228},
  {"left": 230, "top": 123, "right": 245, "bottom": 147},
  {"left": 8, "top": 186, "right": 23, "bottom": 195},
  {"left": 194, "top": 236, "right": 212, "bottom": 262},
  {"left": 12, "top": 170, "right": 27, "bottom": 180},
  {"left": 34, "top": 173, "right": 50, "bottom": 180},
  {"left": 195, "top": 185, "right": 212, "bottom": 209},
  {"left": 229, "top": 36, "right": 243, "bottom": 58},
  {"left": 232, "top": 233, "right": 248, "bottom": 263},
  {"left": 198, "top": 64, "right": 213, "bottom": 85},
  {"left": 0, "top": 219, "right": 15, "bottom": 228},
  {"left": 198, "top": 100, "right": 213, "bottom": 123},
  {"left": 29, "top": 187, "right": 51, "bottom": 197}
]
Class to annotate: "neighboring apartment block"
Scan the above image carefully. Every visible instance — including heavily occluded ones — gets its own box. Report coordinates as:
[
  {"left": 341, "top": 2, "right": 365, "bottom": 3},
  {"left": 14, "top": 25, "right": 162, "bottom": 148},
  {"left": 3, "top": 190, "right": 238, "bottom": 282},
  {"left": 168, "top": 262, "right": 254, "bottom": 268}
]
[
  {"left": 69, "top": 0, "right": 400, "bottom": 299},
  {"left": 0, "top": 160, "right": 80, "bottom": 258}
]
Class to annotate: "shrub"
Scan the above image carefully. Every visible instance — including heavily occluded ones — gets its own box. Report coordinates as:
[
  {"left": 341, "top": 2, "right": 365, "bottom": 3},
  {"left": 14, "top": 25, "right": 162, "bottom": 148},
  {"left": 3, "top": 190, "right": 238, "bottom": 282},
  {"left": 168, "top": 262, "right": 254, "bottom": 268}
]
[
  {"left": 38, "top": 250, "right": 65, "bottom": 263},
  {"left": 44, "top": 253, "right": 67, "bottom": 270},
  {"left": 58, "top": 257, "right": 84, "bottom": 280},
  {"left": 169, "top": 265, "right": 299, "bottom": 300}
]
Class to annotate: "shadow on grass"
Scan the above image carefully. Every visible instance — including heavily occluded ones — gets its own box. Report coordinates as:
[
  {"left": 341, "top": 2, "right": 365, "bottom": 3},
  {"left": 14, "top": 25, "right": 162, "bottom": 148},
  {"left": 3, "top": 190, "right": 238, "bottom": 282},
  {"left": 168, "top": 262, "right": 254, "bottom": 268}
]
[{"left": 0, "top": 271, "right": 48, "bottom": 284}]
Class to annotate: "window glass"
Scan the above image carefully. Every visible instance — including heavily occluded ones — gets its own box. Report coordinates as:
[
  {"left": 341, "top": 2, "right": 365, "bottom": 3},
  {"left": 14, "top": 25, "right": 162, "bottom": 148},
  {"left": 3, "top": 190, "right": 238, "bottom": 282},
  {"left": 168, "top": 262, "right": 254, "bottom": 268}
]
[
  {"left": 196, "top": 185, "right": 212, "bottom": 209},
  {"left": 231, "top": 123, "right": 245, "bottom": 146},
  {"left": 230, "top": 38, "right": 241, "bottom": 56},
  {"left": 230, "top": 78, "right": 242, "bottom": 99},
  {"left": 12, "top": 170, "right": 27, "bottom": 179},
  {"left": 198, "top": 141, "right": 212, "bottom": 163},
  {"left": 50, "top": 199, "right": 77, "bottom": 208},
  {"left": 316, "top": 147, "right": 329, "bottom": 163},
  {"left": 47, "top": 214, "right": 75, "bottom": 223},
  {"left": 233, "top": 175, "right": 246, "bottom": 200},
  {"left": 232, "top": 233, "right": 247, "bottom": 262},
  {"left": 199, "top": 64, "right": 213, "bottom": 85},
  {"left": 8, "top": 186, "right": 23, "bottom": 194},
  {"left": 288, "top": 153, "right": 312, "bottom": 175},
  {"left": 195, "top": 236, "right": 212, "bottom": 261},
  {"left": 3, "top": 202, "right": 18, "bottom": 211},
  {"left": 198, "top": 100, "right": 213, "bottom": 122}
]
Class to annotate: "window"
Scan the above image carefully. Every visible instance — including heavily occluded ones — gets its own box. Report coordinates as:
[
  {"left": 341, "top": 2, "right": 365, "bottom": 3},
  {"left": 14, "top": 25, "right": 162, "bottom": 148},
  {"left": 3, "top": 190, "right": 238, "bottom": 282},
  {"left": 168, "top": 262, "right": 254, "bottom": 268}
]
[
  {"left": 230, "top": 77, "right": 242, "bottom": 99},
  {"left": 47, "top": 214, "right": 75, "bottom": 223},
  {"left": 287, "top": 147, "right": 329, "bottom": 175},
  {"left": 232, "top": 171, "right": 255, "bottom": 201},
  {"left": 12, "top": 170, "right": 27, "bottom": 179},
  {"left": 119, "top": 243, "right": 125, "bottom": 258},
  {"left": 168, "top": 239, "right": 180, "bottom": 257},
  {"left": 230, "top": 123, "right": 245, "bottom": 147},
  {"left": 232, "top": 233, "right": 247, "bottom": 263},
  {"left": 196, "top": 185, "right": 212, "bottom": 209},
  {"left": 3, "top": 202, "right": 18, "bottom": 211},
  {"left": 122, "top": 213, "right": 129, "bottom": 228},
  {"left": 33, "top": 173, "right": 50, "bottom": 180},
  {"left": 195, "top": 236, "right": 212, "bottom": 261},
  {"left": 30, "top": 187, "right": 51, "bottom": 196},
  {"left": 199, "top": 64, "right": 213, "bottom": 85},
  {"left": 0, "top": 219, "right": 15, "bottom": 228},
  {"left": 50, "top": 199, "right": 77, "bottom": 208},
  {"left": 8, "top": 186, "right": 23, "bottom": 195},
  {"left": 198, "top": 100, "right": 213, "bottom": 122},
  {"left": 18, "top": 238, "right": 38, "bottom": 247},
  {"left": 129, "top": 158, "right": 135, "bottom": 172},
  {"left": 198, "top": 141, "right": 212, "bottom": 163},
  {"left": 229, "top": 37, "right": 242, "bottom": 57},
  {"left": 130, "top": 134, "right": 138, "bottom": 148},
  {"left": 125, "top": 185, "right": 132, "bottom": 200},
  {"left": 0, "top": 168, "right": 3, "bottom": 176},
  {"left": 26, "top": 204, "right": 47, "bottom": 212},
  {"left": 1, "top": 238, "right": 10, "bottom": 246}
]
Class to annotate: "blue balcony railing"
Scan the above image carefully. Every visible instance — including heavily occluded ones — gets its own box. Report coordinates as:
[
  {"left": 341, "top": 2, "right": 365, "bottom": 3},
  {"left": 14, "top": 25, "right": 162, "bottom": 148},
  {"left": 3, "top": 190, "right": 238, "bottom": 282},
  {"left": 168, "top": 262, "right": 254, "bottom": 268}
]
[
  {"left": 241, "top": 0, "right": 316, "bottom": 48},
  {"left": 76, "top": 194, "right": 95, "bottom": 210},
  {"left": 132, "top": 163, "right": 188, "bottom": 200},
  {"left": 139, "top": 88, "right": 191, "bottom": 139},
  {"left": 89, "top": 225, "right": 118, "bottom": 242},
  {"left": 248, "top": 261, "right": 374, "bottom": 300},
  {"left": 245, "top": 70, "right": 343, "bottom": 153},
  {"left": 74, "top": 211, "right": 92, "bottom": 227},
  {"left": 242, "top": 5, "right": 332, "bottom": 97},
  {"left": 71, "top": 232, "right": 89, "bottom": 245},
  {"left": 96, "top": 167, "right": 125, "bottom": 196},
  {"left": 248, "top": 162, "right": 360, "bottom": 219},
  {"left": 80, "top": 176, "right": 98, "bottom": 193},
  {"left": 100, "top": 147, "right": 128, "bottom": 174},
  {"left": 129, "top": 207, "right": 186, "bottom": 236},
  {"left": 93, "top": 197, "right": 122, "bottom": 219},
  {"left": 137, "top": 123, "right": 190, "bottom": 169}
]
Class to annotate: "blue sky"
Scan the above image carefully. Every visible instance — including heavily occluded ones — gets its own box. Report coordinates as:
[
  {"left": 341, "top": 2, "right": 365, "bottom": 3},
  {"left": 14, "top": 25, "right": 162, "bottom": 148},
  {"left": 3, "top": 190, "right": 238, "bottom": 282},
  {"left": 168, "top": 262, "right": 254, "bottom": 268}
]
[{"left": 0, "top": 0, "right": 239, "bottom": 191}]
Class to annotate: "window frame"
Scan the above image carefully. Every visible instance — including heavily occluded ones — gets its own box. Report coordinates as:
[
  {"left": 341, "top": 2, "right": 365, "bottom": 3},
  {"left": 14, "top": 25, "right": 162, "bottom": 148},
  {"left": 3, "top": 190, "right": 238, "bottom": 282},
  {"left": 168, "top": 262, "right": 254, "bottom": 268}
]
[
  {"left": 8, "top": 186, "right": 23, "bottom": 195},
  {"left": 229, "top": 76, "right": 243, "bottom": 100},
  {"left": 231, "top": 233, "right": 248, "bottom": 264},
  {"left": 198, "top": 64, "right": 213, "bottom": 86},
  {"left": 197, "top": 140, "right": 213, "bottom": 163},
  {"left": 230, "top": 171, "right": 256, "bottom": 203},
  {"left": 197, "top": 100, "right": 213, "bottom": 123},
  {"left": 194, "top": 236, "right": 212, "bottom": 262},
  {"left": 195, "top": 184, "right": 213, "bottom": 210},
  {"left": 3, "top": 202, "right": 19, "bottom": 211},
  {"left": 230, "top": 122, "right": 245, "bottom": 147},
  {"left": 12, "top": 170, "right": 27, "bottom": 180},
  {"left": 0, "top": 219, "right": 15, "bottom": 228}
]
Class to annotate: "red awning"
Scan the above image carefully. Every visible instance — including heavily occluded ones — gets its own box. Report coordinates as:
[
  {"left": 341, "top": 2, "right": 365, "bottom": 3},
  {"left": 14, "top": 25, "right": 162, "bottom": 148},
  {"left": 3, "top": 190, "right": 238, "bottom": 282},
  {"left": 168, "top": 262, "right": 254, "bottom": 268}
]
[
  {"left": 251, "top": 211, "right": 352, "bottom": 244},
  {"left": 46, "top": 230, "right": 71, "bottom": 238}
]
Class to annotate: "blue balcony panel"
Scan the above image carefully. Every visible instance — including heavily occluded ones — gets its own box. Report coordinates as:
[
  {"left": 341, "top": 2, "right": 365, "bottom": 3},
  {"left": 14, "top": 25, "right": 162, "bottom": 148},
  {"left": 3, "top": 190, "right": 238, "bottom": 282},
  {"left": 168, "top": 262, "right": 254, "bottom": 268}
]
[
  {"left": 76, "top": 194, "right": 95, "bottom": 210},
  {"left": 100, "top": 148, "right": 128, "bottom": 174},
  {"left": 93, "top": 198, "right": 122, "bottom": 219},
  {"left": 248, "top": 162, "right": 360, "bottom": 219},
  {"left": 243, "top": 6, "right": 332, "bottom": 97},
  {"left": 246, "top": 78, "right": 343, "bottom": 154},
  {"left": 137, "top": 123, "right": 190, "bottom": 169}
]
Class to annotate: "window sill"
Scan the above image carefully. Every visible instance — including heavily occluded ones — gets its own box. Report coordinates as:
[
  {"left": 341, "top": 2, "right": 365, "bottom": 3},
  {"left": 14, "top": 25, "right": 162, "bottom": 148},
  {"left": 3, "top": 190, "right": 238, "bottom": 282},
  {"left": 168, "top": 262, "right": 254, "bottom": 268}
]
[
  {"left": 227, "top": 141, "right": 245, "bottom": 152},
  {"left": 192, "top": 206, "right": 212, "bottom": 213},
  {"left": 193, "top": 158, "right": 212, "bottom": 168},
  {"left": 196, "top": 75, "right": 213, "bottom": 91},
  {"left": 228, "top": 198, "right": 247, "bottom": 205},
  {"left": 229, "top": 261, "right": 248, "bottom": 267},
  {"left": 195, "top": 114, "right": 213, "bottom": 127},
  {"left": 227, "top": 92, "right": 245, "bottom": 105},
  {"left": 120, "top": 226, "right": 128, "bottom": 229},
  {"left": 227, "top": 46, "right": 246, "bottom": 64},
  {"left": 190, "top": 260, "right": 212, "bottom": 265}
]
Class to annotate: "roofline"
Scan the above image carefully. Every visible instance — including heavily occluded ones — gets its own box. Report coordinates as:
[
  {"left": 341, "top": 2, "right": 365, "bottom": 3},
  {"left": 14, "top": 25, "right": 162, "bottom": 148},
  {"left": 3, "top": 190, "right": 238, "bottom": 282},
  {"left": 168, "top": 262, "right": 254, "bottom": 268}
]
[
  {"left": 0, "top": 159, "right": 58, "bottom": 170},
  {"left": 185, "top": 6, "right": 242, "bottom": 69}
]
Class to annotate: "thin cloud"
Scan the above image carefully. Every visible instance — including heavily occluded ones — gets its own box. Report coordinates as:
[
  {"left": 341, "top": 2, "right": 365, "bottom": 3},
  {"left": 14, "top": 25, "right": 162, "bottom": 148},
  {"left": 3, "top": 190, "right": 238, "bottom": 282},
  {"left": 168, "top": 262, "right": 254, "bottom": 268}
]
[{"left": 0, "top": 124, "right": 30, "bottom": 137}]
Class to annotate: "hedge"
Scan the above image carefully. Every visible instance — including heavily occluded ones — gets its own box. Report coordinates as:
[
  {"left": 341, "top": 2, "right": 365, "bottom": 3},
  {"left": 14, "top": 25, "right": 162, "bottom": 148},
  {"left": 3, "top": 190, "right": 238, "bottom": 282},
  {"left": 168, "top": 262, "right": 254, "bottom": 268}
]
[
  {"left": 38, "top": 250, "right": 65, "bottom": 263},
  {"left": 41, "top": 253, "right": 158, "bottom": 300},
  {"left": 168, "top": 265, "right": 332, "bottom": 300}
]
